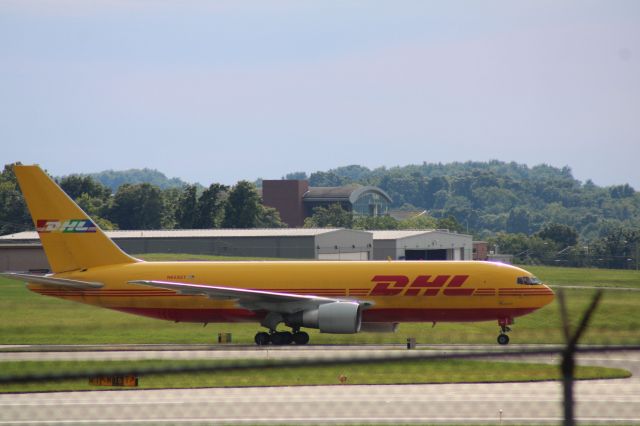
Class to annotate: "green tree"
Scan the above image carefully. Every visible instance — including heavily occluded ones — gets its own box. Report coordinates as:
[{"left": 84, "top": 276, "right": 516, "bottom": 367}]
[
  {"left": 592, "top": 225, "right": 640, "bottom": 269},
  {"left": 506, "top": 208, "right": 531, "bottom": 234},
  {"left": 194, "top": 183, "right": 228, "bottom": 229},
  {"left": 108, "top": 183, "right": 164, "bottom": 229},
  {"left": 436, "top": 216, "right": 464, "bottom": 233},
  {"left": 487, "top": 233, "right": 552, "bottom": 264},
  {"left": 75, "top": 193, "right": 112, "bottom": 224},
  {"left": 174, "top": 185, "right": 198, "bottom": 229},
  {"left": 256, "top": 206, "right": 286, "bottom": 228},
  {"left": 304, "top": 204, "right": 353, "bottom": 228},
  {"left": 92, "top": 217, "right": 118, "bottom": 230},
  {"left": 0, "top": 163, "right": 31, "bottom": 235},
  {"left": 424, "top": 176, "right": 448, "bottom": 209},
  {"left": 160, "top": 187, "right": 180, "bottom": 229},
  {"left": 59, "top": 175, "right": 111, "bottom": 200},
  {"left": 223, "top": 181, "right": 263, "bottom": 228},
  {"left": 89, "top": 168, "right": 193, "bottom": 192},
  {"left": 397, "top": 215, "right": 437, "bottom": 230},
  {"left": 327, "top": 164, "right": 373, "bottom": 182},
  {"left": 284, "top": 171, "right": 308, "bottom": 180},
  {"left": 308, "top": 171, "right": 345, "bottom": 187},
  {"left": 609, "top": 184, "right": 635, "bottom": 199},
  {"left": 57, "top": 175, "right": 114, "bottom": 228},
  {"left": 536, "top": 223, "right": 578, "bottom": 248},
  {"left": 353, "top": 215, "right": 399, "bottom": 230}
]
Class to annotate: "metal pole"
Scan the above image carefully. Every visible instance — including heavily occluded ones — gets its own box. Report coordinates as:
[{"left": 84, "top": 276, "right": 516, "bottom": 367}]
[{"left": 558, "top": 290, "right": 603, "bottom": 426}]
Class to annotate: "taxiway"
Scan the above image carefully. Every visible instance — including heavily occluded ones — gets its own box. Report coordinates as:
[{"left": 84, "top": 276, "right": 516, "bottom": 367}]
[{"left": 0, "top": 345, "right": 638, "bottom": 425}]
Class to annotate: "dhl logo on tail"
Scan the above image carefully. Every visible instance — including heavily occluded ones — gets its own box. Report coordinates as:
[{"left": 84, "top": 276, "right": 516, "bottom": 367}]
[{"left": 36, "top": 219, "right": 97, "bottom": 233}]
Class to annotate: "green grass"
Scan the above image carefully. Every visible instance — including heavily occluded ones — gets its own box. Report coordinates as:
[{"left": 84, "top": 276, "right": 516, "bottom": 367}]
[
  {"left": 523, "top": 264, "right": 640, "bottom": 288},
  {"left": 0, "top": 358, "right": 630, "bottom": 393},
  {"left": 1, "top": 263, "right": 639, "bottom": 345}
]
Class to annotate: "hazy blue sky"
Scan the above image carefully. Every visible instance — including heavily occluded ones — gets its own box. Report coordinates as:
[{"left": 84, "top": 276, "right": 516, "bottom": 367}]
[{"left": 2, "top": 1, "right": 639, "bottom": 187}]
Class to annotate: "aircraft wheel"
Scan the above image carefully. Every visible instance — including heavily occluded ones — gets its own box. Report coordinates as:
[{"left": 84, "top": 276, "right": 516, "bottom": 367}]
[
  {"left": 271, "top": 331, "right": 293, "bottom": 345},
  {"left": 281, "top": 331, "right": 293, "bottom": 345},
  {"left": 255, "top": 332, "right": 271, "bottom": 346},
  {"left": 293, "top": 331, "right": 310, "bottom": 345},
  {"left": 497, "top": 334, "right": 510, "bottom": 345}
]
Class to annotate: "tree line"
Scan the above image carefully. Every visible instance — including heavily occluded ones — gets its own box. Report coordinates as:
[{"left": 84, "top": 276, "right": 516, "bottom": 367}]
[
  {"left": 285, "top": 160, "right": 640, "bottom": 242},
  {"left": 303, "top": 203, "right": 464, "bottom": 232},
  {"left": 302, "top": 203, "right": 639, "bottom": 269},
  {"left": 290, "top": 160, "right": 640, "bottom": 269},
  {"left": 2, "top": 161, "right": 638, "bottom": 269},
  {"left": 487, "top": 223, "right": 639, "bottom": 270},
  {"left": 0, "top": 164, "right": 284, "bottom": 234}
]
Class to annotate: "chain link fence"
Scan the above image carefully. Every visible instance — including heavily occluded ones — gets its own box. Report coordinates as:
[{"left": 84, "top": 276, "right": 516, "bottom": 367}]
[{"left": 1, "top": 290, "right": 639, "bottom": 425}]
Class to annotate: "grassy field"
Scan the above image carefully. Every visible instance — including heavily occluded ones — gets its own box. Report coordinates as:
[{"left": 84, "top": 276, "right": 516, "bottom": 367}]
[
  {"left": 0, "top": 358, "right": 630, "bottom": 393},
  {"left": 525, "top": 264, "right": 640, "bottom": 288},
  {"left": 0, "top": 263, "right": 638, "bottom": 345}
]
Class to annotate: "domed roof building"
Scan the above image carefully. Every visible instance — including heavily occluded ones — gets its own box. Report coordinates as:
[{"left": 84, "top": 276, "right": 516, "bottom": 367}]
[{"left": 262, "top": 180, "right": 392, "bottom": 228}]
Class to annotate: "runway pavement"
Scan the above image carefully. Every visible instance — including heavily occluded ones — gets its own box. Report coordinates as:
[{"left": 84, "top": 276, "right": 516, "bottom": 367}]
[
  {"left": 0, "top": 345, "right": 638, "bottom": 425},
  {"left": 0, "top": 343, "right": 566, "bottom": 361}
]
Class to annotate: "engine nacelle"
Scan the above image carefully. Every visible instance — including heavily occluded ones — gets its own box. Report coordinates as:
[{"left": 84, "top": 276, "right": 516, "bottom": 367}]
[{"left": 286, "top": 302, "right": 362, "bottom": 334}]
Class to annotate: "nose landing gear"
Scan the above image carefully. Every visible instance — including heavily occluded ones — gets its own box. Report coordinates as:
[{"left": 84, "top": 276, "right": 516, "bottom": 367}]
[
  {"left": 497, "top": 333, "right": 510, "bottom": 345},
  {"left": 497, "top": 317, "right": 514, "bottom": 345}
]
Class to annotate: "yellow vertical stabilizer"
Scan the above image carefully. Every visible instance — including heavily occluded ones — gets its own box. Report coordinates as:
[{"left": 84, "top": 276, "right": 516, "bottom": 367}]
[{"left": 13, "top": 165, "right": 138, "bottom": 273}]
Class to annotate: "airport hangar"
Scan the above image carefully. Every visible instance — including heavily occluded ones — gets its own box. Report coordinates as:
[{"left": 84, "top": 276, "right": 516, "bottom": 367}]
[
  {"left": 0, "top": 228, "right": 472, "bottom": 271},
  {"left": 371, "top": 230, "right": 473, "bottom": 261}
]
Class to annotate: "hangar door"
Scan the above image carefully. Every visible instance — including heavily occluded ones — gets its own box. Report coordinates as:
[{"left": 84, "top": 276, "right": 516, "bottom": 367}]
[
  {"left": 405, "top": 249, "right": 448, "bottom": 261},
  {"left": 318, "top": 252, "right": 369, "bottom": 261}
]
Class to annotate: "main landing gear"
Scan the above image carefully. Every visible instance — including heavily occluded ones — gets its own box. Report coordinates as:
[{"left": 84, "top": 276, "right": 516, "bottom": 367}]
[
  {"left": 255, "top": 312, "right": 310, "bottom": 346},
  {"left": 254, "top": 329, "right": 310, "bottom": 346},
  {"left": 497, "top": 317, "right": 513, "bottom": 345}
]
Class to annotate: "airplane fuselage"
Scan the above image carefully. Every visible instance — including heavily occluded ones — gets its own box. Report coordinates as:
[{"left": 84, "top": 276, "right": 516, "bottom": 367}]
[{"left": 30, "top": 260, "right": 554, "bottom": 324}]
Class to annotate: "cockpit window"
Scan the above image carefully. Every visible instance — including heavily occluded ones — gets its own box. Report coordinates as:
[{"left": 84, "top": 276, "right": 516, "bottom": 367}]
[{"left": 517, "top": 276, "right": 542, "bottom": 285}]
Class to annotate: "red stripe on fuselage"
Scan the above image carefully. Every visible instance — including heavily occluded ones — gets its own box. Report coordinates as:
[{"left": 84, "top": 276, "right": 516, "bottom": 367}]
[{"left": 110, "top": 306, "right": 541, "bottom": 324}]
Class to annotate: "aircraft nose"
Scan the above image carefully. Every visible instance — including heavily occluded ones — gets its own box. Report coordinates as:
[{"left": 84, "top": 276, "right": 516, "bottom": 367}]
[{"left": 541, "top": 284, "right": 555, "bottom": 306}]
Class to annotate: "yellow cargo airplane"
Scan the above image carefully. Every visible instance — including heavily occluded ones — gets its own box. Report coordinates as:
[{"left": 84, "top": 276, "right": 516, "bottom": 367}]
[{"left": 2, "top": 165, "right": 554, "bottom": 345}]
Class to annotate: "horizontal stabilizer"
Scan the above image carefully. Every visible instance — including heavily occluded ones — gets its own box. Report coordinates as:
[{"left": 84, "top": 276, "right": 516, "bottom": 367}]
[{"left": 1, "top": 272, "right": 103, "bottom": 289}]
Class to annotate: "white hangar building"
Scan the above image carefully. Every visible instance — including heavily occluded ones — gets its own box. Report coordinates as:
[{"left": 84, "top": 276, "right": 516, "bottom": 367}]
[
  {"left": 1, "top": 228, "right": 473, "bottom": 272},
  {"left": 0, "top": 228, "right": 374, "bottom": 271},
  {"left": 371, "top": 230, "right": 473, "bottom": 261}
]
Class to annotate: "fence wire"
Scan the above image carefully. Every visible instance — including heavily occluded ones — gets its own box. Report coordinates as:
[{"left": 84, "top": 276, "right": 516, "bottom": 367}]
[{"left": 1, "top": 291, "right": 639, "bottom": 425}]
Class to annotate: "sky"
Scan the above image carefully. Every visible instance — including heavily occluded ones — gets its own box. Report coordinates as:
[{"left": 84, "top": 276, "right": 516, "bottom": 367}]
[{"left": 1, "top": 1, "right": 639, "bottom": 188}]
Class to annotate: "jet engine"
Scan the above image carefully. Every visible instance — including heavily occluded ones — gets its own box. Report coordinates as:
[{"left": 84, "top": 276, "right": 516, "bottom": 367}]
[{"left": 286, "top": 301, "right": 362, "bottom": 334}]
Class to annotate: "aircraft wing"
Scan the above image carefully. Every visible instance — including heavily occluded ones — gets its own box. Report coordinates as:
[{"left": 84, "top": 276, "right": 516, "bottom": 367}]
[
  {"left": 0, "top": 272, "right": 104, "bottom": 289},
  {"left": 129, "top": 279, "right": 372, "bottom": 314}
]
